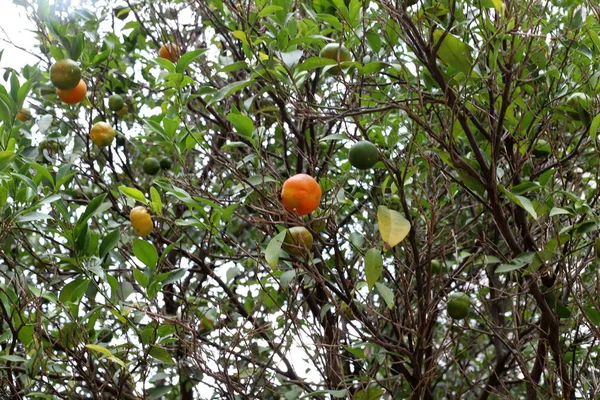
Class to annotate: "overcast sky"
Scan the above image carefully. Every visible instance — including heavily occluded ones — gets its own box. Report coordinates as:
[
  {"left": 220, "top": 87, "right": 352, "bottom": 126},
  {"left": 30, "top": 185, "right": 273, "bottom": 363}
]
[{"left": 0, "top": 3, "right": 38, "bottom": 70}]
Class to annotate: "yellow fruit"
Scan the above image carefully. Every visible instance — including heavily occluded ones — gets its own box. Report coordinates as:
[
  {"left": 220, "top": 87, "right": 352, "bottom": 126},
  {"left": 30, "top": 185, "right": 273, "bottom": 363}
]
[
  {"left": 56, "top": 79, "right": 87, "bottom": 104},
  {"left": 130, "top": 206, "right": 153, "bottom": 237},
  {"left": 90, "top": 122, "right": 116, "bottom": 147}
]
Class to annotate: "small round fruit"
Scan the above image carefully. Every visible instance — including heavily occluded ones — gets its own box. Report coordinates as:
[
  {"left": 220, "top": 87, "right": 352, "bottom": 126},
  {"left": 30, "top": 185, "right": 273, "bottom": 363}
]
[
  {"left": 130, "top": 206, "right": 153, "bottom": 237},
  {"left": 319, "top": 43, "right": 352, "bottom": 74},
  {"left": 56, "top": 79, "right": 87, "bottom": 104},
  {"left": 50, "top": 59, "right": 82, "bottom": 90},
  {"left": 98, "top": 328, "right": 113, "bottom": 343},
  {"left": 281, "top": 174, "right": 322, "bottom": 216},
  {"left": 283, "top": 226, "right": 314, "bottom": 256},
  {"left": 16, "top": 108, "right": 33, "bottom": 122},
  {"left": 159, "top": 43, "right": 180, "bottom": 63},
  {"left": 447, "top": 292, "right": 471, "bottom": 320},
  {"left": 90, "top": 121, "right": 116, "bottom": 147},
  {"left": 159, "top": 157, "right": 173, "bottom": 170},
  {"left": 108, "top": 94, "right": 125, "bottom": 111},
  {"left": 348, "top": 140, "right": 379, "bottom": 170},
  {"left": 143, "top": 158, "right": 161, "bottom": 175},
  {"left": 117, "top": 105, "right": 129, "bottom": 116}
]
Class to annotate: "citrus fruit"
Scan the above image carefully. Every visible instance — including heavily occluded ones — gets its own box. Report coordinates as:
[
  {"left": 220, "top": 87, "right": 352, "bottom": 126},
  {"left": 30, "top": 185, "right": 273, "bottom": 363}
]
[
  {"left": 283, "top": 226, "right": 314, "bottom": 256},
  {"left": 159, "top": 157, "right": 173, "bottom": 170},
  {"left": 117, "top": 105, "right": 129, "bottom": 116},
  {"left": 319, "top": 43, "right": 352, "bottom": 74},
  {"left": 348, "top": 140, "right": 379, "bottom": 170},
  {"left": 56, "top": 79, "right": 87, "bottom": 104},
  {"left": 97, "top": 328, "right": 113, "bottom": 343},
  {"left": 281, "top": 173, "right": 322, "bottom": 216},
  {"left": 108, "top": 94, "right": 124, "bottom": 111},
  {"left": 566, "top": 92, "right": 590, "bottom": 121},
  {"left": 159, "top": 43, "right": 180, "bottom": 63},
  {"left": 447, "top": 292, "right": 471, "bottom": 320},
  {"left": 16, "top": 108, "right": 32, "bottom": 122},
  {"left": 143, "top": 158, "right": 161, "bottom": 175},
  {"left": 50, "top": 59, "right": 82, "bottom": 90},
  {"left": 90, "top": 121, "right": 116, "bottom": 147},
  {"left": 130, "top": 206, "right": 153, "bottom": 237}
]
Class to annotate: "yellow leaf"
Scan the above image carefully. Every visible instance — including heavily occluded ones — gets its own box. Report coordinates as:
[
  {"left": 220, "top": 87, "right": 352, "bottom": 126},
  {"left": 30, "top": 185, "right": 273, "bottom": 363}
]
[
  {"left": 377, "top": 206, "right": 411, "bottom": 249},
  {"left": 232, "top": 30, "right": 248, "bottom": 45},
  {"left": 85, "top": 344, "right": 112, "bottom": 357}
]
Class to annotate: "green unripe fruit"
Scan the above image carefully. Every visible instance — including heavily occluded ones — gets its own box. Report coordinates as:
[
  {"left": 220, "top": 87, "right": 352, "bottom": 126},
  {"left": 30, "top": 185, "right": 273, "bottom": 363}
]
[
  {"left": 98, "top": 328, "right": 113, "bottom": 343},
  {"left": 282, "top": 226, "right": 314, "bottom": 256},
  {"left": 108, "top": 94, "right": 125, "bottom": 111},
  {"left": 447, "top": 292, "right": 471, "bottom": 320},
  {"left": 319, "top": 43, "right": 352, "bottom": 74},
  {"left": 50, "top": 59, "right": 82, "bottom": 90},
  {"left": 159, "top": 157, "right": 173, "bottom": 170},
  {"left": 143, "top": 157, "right": 161, "bottom": 175},
  {"left": 348, "top": 141, "right": 379, "bottom": 170}
]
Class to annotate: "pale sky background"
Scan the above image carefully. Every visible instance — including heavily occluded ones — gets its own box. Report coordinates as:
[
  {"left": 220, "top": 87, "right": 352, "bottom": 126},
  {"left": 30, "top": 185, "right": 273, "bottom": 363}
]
[{"left": 0, "top": 2, "right": 38, "bottom": 71}]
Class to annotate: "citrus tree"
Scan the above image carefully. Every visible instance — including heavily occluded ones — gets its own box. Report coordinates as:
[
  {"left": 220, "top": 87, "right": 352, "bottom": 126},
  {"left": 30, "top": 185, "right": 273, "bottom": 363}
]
[{"left": 1, "top": 0, "right": 600, "bottom": 398}]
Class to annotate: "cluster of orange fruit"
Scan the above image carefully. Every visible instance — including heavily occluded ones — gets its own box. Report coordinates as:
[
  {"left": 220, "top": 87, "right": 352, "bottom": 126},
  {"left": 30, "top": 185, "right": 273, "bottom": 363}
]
[{"left": 50, "top": 59, "right": 87, "bottom": 104}]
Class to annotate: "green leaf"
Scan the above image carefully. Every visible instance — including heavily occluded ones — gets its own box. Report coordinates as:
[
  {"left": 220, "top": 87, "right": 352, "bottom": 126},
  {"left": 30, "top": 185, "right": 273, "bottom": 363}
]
[
  {"left": 59, "top": 278, "right": 89, "bottom": 303},
  {"left": 77, "top": 194, "right": 108, "bottom": 226},
  {"left": 149, "top": 345, "right": 174, "bottom": 364},
  {"left": 258, "top": 5, "right": 284, "bottom": 17},
  {"left": 16, "top": 212, "right": 53, "bottom": 223},
  {"left": 433, "top": 30, "right": 474, "bottom": 76},
  {"left": 365, "top": 248, "right": 383, "bottom": 290},
  {"left": 297, "top": 56, "right": 337, "bottom": 71},
  {"left": 499, "top": 185, "right": 538, "bottom": 220},
  {"left": 118, "top": 186, "right": 147, "bottom": 204},
  {"left": 176, "top": 48, "right": 208, "bottom": 74},
  {"left": 300, "top": 389, "right": 347, "bottom": 399},
  {"left": 207, "top": 79, "right": 254, "bottom": 106},
  {"left": 495, "top": 252, "right": 535, "bottom": 273},
  {"left": 133, "top": 268, "right": 149, "bottom": 288},
  {"left": 226, "top": 113, "right": 254, "bottom": 138},
  {"left": 265, "top": 230, "right": 287, "bottom": 270},
  {"left": 584, "top": 306, "right": 600, "bottom": 325},
  {"left": 0, "top": 355, "right": 26, "bottom": 363},
  {"left": 150, "top": 186, "right": 162, "bottom": 215},
  {"left": 133, "top": 239, "right": 158, "bottom": 269},
  {"left": 355, "top": 387, "right": 384, "bottom": 400},
  {"left": 590, "top": 113, "right": 600, "bottom": 144},
  {"left": 99, "top": 230, "right": 120, "bottom": 258},
  {"left": 85, "top": 344, "right": 112, "bottom": 357},
  {"left": 375, "top": 282, "right": 394, "bottom": 309},
  {"left": 377, "top": 205, "right": 411, "bottom": 249}
]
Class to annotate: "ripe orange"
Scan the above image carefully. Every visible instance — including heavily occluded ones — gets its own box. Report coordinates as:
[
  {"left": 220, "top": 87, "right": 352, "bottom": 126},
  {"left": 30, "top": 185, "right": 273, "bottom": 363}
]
[
  {"left": 16, "top": 108, "right": 33, "bottom": 122},
  {"left": 90, "top": 121, "right": 116, "bottom": 147},
  {"left": 130, "top": 206, "right": 153, "bottom": 237},
  {"left": 159, "top": 43, "right": 180, "bottom": 63},
  {"left": 281, "top": 174, "right": 322, "bottom": 216},
  {"left": 56, "top": 79, "right": 87, "bottom": 104},
  {"left": 50, "top": 59, "right": 82, "bottom": 90},
  {"left": 283, "top": 226, "right": 314, "bottom": 256}
]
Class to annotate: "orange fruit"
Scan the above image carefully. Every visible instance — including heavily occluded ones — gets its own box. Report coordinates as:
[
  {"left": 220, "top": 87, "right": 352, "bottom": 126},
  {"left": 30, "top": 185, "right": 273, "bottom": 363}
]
[
  {"left": 281, "top": 174, "right": 322, "bottom": 216},
  {"left": 50, "top": 59, "right": 82, "bottom": 90},
  {"left": 16, "top": 108, "right": 33, "bottom": 122},
  {"left": 90, "top": 121, "right": 116, "bottom": 147},
  {"left": 283, "top": 226, "right": 314, "bottom": 256},
  {"left": 159, "top": 43, "right": 180, "bottom": 63},
  {"left": 56, "top": 79, "right": 87, "bottom": 104},
  {"left": 130, "top": 206, "right": 153, "bottom": 237}
]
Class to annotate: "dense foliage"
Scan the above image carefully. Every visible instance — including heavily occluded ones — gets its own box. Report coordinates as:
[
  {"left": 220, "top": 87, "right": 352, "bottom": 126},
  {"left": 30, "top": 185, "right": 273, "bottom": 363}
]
[{"left": 1, "top": 0, "right": 600, "bottom": 398}]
